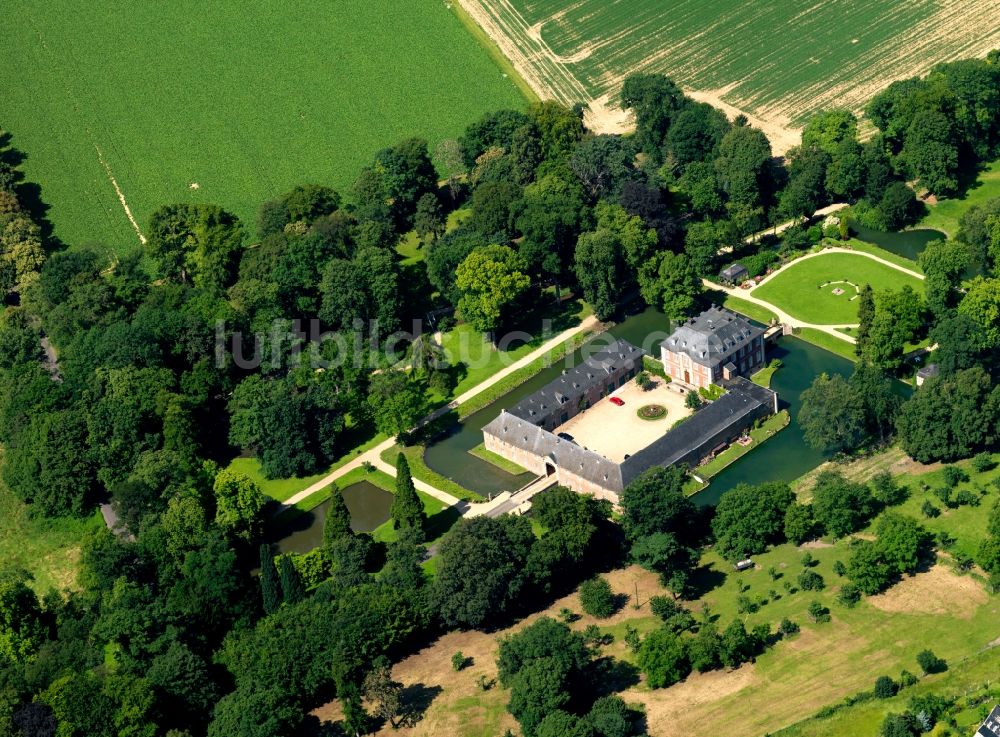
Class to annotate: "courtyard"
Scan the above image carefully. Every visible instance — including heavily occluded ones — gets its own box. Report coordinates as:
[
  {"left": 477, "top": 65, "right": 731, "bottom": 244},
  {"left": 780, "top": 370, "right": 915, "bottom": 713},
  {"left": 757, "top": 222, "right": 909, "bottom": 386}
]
[
  {"left": 750, "top": 251, "right": 923, "bottom": 324},
  {"left": 554, "top": 378, "right": 693, "bottom": 463}
]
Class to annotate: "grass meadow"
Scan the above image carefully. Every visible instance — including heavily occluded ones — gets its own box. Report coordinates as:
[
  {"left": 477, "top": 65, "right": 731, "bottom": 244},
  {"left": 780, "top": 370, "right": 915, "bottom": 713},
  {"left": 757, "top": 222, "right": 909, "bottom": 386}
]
[
  {"left": 1, "top": 0, "right": 525, "bottom": 251},
  {"left": 752, "top": 253, "right": 923, "bottom": 324},
  {"left": 917, "top": 158, "right": 1000, "bottom": 237}
]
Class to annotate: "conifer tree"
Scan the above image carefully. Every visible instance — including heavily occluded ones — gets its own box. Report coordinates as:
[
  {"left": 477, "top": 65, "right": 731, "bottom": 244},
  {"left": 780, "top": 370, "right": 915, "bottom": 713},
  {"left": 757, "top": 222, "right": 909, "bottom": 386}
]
[
  {"left": 258, "top": 544, "right": 281, "bottom": 614},
  {"left": 392, "top": 452, "right": 426, "bottom": 533},
  {"left": 323, "top": 486, "right": 353, "bottom": 552},
  {"left": 278, "top": 554, "right": 306, "bottom": 604},
  {"left": 855, "top": 284, "right": 875, "bottom": 357}
]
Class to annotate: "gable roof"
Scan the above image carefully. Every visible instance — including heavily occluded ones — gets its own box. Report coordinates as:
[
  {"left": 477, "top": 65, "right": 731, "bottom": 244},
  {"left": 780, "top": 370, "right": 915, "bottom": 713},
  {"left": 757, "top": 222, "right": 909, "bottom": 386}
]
[
  {"left": 620, "top": 378, "right": 776, "bottom": 486},
  {"left": 507, "top": 339, "right": 644, "bottom": 423},
  {"left": 482, "top": 411, "right": 625, "bottom": 490},
  {"left": 663, "top": 306, "right": 764, "bottom": 368},
  {"left": 720, "top": 263, "right": 749, "bottom": 280}
]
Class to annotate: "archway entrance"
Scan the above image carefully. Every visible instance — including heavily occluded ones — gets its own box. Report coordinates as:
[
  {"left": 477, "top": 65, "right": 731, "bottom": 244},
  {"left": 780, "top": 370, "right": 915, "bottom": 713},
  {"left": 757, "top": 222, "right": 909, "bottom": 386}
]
[{"left": 544, "top": 461, "right": 556, "bottom": 476}]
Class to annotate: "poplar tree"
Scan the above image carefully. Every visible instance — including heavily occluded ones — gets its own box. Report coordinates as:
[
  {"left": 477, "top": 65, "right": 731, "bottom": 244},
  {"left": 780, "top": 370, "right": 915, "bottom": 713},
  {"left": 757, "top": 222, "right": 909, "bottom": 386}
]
[
  {"left": 391, "top": 453, "right": 426, "bottom": 533},
  {"left": 258, "top": 544, "right": 281, "bottom": 614},
  {"left": 278, "top": 555, "right": 305, "bottom": 604}
]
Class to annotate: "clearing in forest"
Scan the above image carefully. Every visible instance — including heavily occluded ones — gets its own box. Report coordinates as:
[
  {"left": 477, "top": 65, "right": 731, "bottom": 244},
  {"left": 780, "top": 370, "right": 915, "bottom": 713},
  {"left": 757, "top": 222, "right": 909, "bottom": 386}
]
[{"left": 459, "top": 0, "right": 1000, "bottom": 151}]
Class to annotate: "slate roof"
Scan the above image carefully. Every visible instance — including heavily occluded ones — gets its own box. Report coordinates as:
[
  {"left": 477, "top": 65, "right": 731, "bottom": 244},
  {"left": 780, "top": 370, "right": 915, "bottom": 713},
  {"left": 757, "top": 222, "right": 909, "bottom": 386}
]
[
  {"left": 507, "top": 339, "right": 644, "bottom": 423},
  {"left": 620, "top": 378, "right": 776, "bottom": 486},
  {"left": 482, "top": 411, "right": 624, "bottom": 489},
  {"left": 720, "top": 263, "right": 749, "bottom": 281},
  {"left": 916, "top": 363, "right": 940, "bottom": 379},
  {"left": 662, "top": 306, "right": 763, "bottom": 369}
]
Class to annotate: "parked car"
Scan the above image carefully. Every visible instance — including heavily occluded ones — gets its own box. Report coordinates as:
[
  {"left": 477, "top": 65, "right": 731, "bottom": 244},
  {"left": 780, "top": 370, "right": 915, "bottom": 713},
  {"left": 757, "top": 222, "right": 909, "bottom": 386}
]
[{"left": 609, "top": 397, "right": 625, "bottom": 406}]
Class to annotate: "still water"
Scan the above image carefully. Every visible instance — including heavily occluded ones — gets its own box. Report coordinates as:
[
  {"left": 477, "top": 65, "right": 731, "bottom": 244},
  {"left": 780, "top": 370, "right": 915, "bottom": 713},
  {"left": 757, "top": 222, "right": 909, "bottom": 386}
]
[
  {"left": 422, "top": 307, "right": 856, "bottom": 506},
  {"left": 272, "top": 481, "right": 393, "bottom": 554},
  {"left": 849, "top": 221, "right": 947, "bottom": 261}
]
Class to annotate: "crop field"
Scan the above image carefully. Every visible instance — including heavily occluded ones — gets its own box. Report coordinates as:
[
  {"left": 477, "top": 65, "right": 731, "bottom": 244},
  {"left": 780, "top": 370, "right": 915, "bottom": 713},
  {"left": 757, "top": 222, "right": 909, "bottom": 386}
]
[
  {"left": 459, "top": 0, "right": 1000, "bottom": 151},
  {"left": 1, "top": 0, "right": 525, "bottom": 252},
  {"left": 752, "top": 252, "right": 924, "bottom": 324}
]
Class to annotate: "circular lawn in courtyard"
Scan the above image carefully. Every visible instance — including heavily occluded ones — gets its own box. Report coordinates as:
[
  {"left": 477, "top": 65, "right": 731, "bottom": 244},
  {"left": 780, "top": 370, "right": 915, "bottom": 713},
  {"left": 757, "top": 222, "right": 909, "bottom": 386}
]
[{"left": 637, "top": 404, "right": 667, "bottom": 421}]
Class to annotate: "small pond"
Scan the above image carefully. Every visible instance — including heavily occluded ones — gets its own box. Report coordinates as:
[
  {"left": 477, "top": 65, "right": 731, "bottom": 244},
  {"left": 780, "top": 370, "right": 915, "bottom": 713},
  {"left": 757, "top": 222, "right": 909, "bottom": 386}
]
[
  {"left": 271, "top": 481, "right": 393, "bottom": 555},
  {"left": 849, "top": 221, "right": 947, "bottom": 261}
]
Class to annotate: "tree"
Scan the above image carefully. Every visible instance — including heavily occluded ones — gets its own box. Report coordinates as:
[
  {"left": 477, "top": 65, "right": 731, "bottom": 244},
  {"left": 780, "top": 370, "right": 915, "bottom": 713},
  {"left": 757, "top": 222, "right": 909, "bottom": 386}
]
[
  {"left": 802, "top": 110, "right": 858, "bottom": 155},
  {"left": 362, "top": 659, "right": 404, "bottom": 729},
  {"left": 918, "top": 239, "right": 971, "bottom": 316},
  {"left": 799, "top": 373, "right": 867, "bottom": 453},
  {"left": 901, "top": 110, "right": 959, "bottom": 196},
  {"left": 929, "top": 312, "right": 980, "bottom": 375},
  {"left": 620, "top": 74, "right": 687, "bottom": 156},
  {"left": 629, "top": 532, "right": 698, "bottom": 595},
  {"left": 855, "top": 284, "right": 875, "bottom": 357},
  {"left": 849, "top": 362, "right": 901, "bottom": 442},
  {"left": 213, "top": 468, "right": 267, "bottom": 542},
  {"left": 574, "top": 228, "right": 623, "bottom": 320},
  {"left": 413, "top": 192, "right": 445, "bottom": 243},
  {"left": 536, "top": 711, "right": 592, "bottom": 737},
  {"left": 434, "top": 515, "right": 535, "bottom": 628},
  {"left": 711, "top": 482, "right": 795, "bottom": 560},
  {"left": 619, "top": 466, "right": 697, "bottom": 544},
  {"left": 323, "top": 486, "right": 354, "bottom": 550},
  {"left": 811, "top": 471, "right": 877, "bottom": 538},
  {"left": 2, "top": 408, "right": 98, "bottom": 517},
  {"left": 0, "top": 569, "right": 46, "bottom": 665},
  {"left": 958, "top": 276, "right": 1000, "bottom": 350},
  {"left": 896, "top": 367, "right": 1000, "bottom": 462},
  {"left": 146, "top": 204, "right": 244, "bottom": 290},
  {"left": 528, "top": 100, "right": 583, "bottom": 161},
  {"left": 366, "top": 370, "right": 427, "bottom": 437},
  {"left": 259, "top": 545, "right": 281, "bottom": 615},
  {"left": 637, "top": 628, "right": 690, "bottom": 688},
  {"left": 578, "top": 577, "right": 616, "bottom": 618},
  {"left": 586, "top": 696, "right": 636, "bottom": 737},
  {"left": 779, "top": 145, "right": 830, "bottom": 219},
  {"left": 846, "top": 540, "right": 893, "bottom": 595},
  {"left": 570, "top": 135, "right": 639, "bottom": 199},
  {"left": 879, "top": 182, "right": 919, "bottom": 230},
  {"left": 468, "top": 180, "right": 520, "bottom": 238},
  {"left": 783, "top": 503, "right": 815, "bottom": 544},
  {"left": 514, "top": 173, "right": 587, "bottom": 289},
  {"left": 639, "top": 251, "right": 702, "bottom": 319},
  {"left": 455, "top": 245, "right": 531, "bottom": 339},
  {"left": 278, "top": 555, "right": 306, "bottom": 605},
  {"left": 916, "top": 649, "right": 947, "bottom": 674},
  {"left": 880, "top": 713, "right": 919, "bottom": 737},
  {"left": 874, "top": 513, "right": 932, "bottom": 575},
  {"left": 715, "top": 125, "right": 774, "bottom": 209},
  {"left": 391, "top": 453, "right": 426, "bottom": 533},
  {"left": 507, "top": 658, "right": 573, "bottom": 737}
]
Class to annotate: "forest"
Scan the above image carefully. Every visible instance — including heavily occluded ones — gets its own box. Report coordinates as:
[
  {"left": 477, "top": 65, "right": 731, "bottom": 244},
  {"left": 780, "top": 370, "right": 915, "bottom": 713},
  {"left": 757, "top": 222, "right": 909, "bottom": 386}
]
[{"left": 1, "top": 52, "right": 1000, "bottom": 737}]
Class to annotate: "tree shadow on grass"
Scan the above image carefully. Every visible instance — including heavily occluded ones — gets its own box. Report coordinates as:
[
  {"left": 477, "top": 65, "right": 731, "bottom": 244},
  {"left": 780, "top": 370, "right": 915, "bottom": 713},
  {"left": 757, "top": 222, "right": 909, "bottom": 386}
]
[
  {"left": 685, "top": 563, "right": 727, "bottom": 600},
  {"left": 399, "top": 683, "right": 444, "bottom": 727},
  {"left": 587, "top": 656, "right": 641, "bottom": 699}
]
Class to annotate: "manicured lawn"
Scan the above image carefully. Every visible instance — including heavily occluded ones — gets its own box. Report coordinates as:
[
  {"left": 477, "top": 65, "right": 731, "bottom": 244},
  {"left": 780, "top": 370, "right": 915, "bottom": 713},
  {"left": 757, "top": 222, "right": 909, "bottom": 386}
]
[
  {"left": 227, "top": 429, "right": 387, "bottom": 503},
  {"left": 694, "top": 410, "right": 790, "bottom": 479},
  {"left": 917, "top": 158, "right": 1000, "bottom": 237},
  {"left": 839, "top": 238, "right": 925, "bottom": 274},
  {"left": 0, "top": 454, "right": 104, "bottom": 593},
  {"left": 468, "top": 443, "right": 530, "bottom": 475},
  {"left": 720, "top": 294, "right": 778, "bottom": 325},
  {"left": 753, "top": 253, "right": 923, "bottom": 324},
  {"left": 794, "top": 328, "right": 858, "bottom": 362},
  {"left": 383, "top": 443, "right": 484, "bottom": 502},
  {"left": 0, "top": 0, "right": 525, "bottom": 250},
  {"left": 441, "top": 296, "right": 593, "bottom": 398},
  {"left": 751, "top": 362, "right": 780, "bottom": 388}
]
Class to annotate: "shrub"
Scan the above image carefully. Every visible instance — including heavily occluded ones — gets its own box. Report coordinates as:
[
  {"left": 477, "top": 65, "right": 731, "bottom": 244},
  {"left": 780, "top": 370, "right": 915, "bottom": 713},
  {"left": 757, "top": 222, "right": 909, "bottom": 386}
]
[
  {"left": 921, "top": 500, "right": 940, "bottom": 518},
  {"left": 649, "top": 596, "right": 694, "bottom": 633},
  {"left": 871, "top": 472, "right": 908, "bottom": 507},
  {"left": 899, "top": 669, "right": 918, "bottom": 687},
  {"left": 837, "top": 582, "right": 861, "bottom": 608},
  {"left": 916, "top": 649, "right": 947, "bottom": 675},
  {"left": 971, "top": 453, "right": 996, "bottom": 473},
  {"left": 954, "top": 489, "right": 979, "bottom": 507},
  {"left": 452, "top": 652, "right": 469, "bottom": 671},
  {"left": 832, "top": 560, "right": 846, "bottom": 577},
  {"left": 797, "top": 570, "right": 825, "bottom": 592},
  {"left": 737, "top": 249, "right": 779, "bottom": 278},
  {"left": 579, "top": 577, "right": 617, "bottom": 618},
  {"left": 807, "top": 600, "right": 830, "bottom": 623},
  {"left": 942, "top": 466, "right": 969, "bottom": 488},
  {"left": 623, "top": 625, "right": 640, "bottom": 653},
  {"left": 778, "top": 618, "right": 799, "bottom": 636},
  {"left": 874, "top": 675, "right": 898, "bottom": 699},
  {"left": 800, "top": 552, "right": 815, "bottom": 568},
  {"left": 635, "top": 371, "right": 653, "bottom": 391},
  {"left": 685, "top": 391, "right": 703, "bottom": 410},
  {"left": 637, "top": 629, "right": 690, "bottom": 689}
]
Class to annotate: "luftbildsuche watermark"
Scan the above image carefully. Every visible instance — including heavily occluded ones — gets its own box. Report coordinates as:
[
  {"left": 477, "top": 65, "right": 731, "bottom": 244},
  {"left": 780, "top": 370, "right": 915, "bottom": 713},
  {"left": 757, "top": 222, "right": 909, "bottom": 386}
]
[{"left": 214, "top": 318, "right": 678, "bottom": 373}]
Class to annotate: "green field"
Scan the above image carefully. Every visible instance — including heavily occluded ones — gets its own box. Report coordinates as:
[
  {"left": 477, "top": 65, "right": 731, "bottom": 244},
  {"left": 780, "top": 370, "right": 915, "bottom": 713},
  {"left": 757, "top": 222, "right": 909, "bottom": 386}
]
[
  {"left": 464, "top": 0, "right": 1000, "bottom": 143},
  {"left": 753, "top": 253, "right": 923, "bottom": 324},
  {"left": 917, "top": 158, "right": 1000, "bottom": 237},
  {"left": 1, "top": 0, "right": 525, "bottom": 250}
]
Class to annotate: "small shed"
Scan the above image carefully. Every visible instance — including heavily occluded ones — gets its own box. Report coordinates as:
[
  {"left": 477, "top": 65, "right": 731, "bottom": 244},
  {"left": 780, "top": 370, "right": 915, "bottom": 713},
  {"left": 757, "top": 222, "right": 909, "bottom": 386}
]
[
  {"left": 719, "top": 263, "right": 749, "bottom": 285},
  {"left": 916, "top": 363, "right": 939, "bottom": 387}
]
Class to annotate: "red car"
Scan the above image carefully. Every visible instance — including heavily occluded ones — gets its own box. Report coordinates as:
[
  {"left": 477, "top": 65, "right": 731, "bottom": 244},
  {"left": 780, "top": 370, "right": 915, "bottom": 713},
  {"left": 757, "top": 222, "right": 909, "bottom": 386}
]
[{"left": 609, "top": 397, "right": 625, "bottom": 406}]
